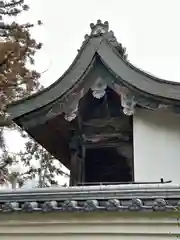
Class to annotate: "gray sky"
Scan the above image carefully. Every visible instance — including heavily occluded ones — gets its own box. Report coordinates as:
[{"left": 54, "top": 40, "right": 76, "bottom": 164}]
[
  {"left": 4, "top": 0, "right": 180, "bottom": 186},
  {"left": 6, "top": 0, "right": 180, "bottom": 151},
  {"left": 23, "top": 0, "right": 180, "bottom": 86}
]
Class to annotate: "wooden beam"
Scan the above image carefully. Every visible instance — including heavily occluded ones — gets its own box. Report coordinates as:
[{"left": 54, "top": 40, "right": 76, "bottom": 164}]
[
  {"left": 82, "top": 116, "right": 130, "bottom": 124},
  {"left": 84, "top": 141, "right": 129, "bottom": 149},
  {"left": 82, "top": 132, "right": 130, "bottom": 142},
  {"left": 81, "top": 144, "right": 86, "bottom": 183},
  {"left": 70, "top": 151, "right": 85, "bottom": 186},
  {"left": 69, "top": 151, "right": 78, "bottom": 186}
]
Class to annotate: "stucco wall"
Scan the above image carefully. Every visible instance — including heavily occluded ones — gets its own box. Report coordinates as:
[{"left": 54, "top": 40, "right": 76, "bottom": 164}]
[
  {"left": 133, "top": 108, "right": 180, "bottom": 183},
  {"left": 0, "top": 214, "right": 179, "bottom": 239}
]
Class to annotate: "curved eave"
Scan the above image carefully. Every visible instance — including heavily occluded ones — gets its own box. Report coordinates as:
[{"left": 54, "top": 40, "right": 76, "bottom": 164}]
[
  {"left": 7, "top": 37, "right": 102, "bottom": 119},
  {"left": 7, "top": 35, "right": 180, "bottom": 120},
  {"left": 98, "top": 40, "right": 180, "bottom": 102}
]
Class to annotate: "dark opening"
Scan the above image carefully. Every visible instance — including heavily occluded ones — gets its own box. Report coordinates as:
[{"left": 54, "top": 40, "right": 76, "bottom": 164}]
[
  {"left": 79, "top": 87, "right": 125, "bottom": 121},
  {"left": 79, "top": 86, "right": 134, "bottom": 185},
  {"left": 85, "top": 147, "right": 133, "bottom": 184}
]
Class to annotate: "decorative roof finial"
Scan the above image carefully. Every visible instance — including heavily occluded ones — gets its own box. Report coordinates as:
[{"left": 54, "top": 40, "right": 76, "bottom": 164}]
[
  {"left": 90, "top": 20, "right": 109, "bottom": 36},
  {"left": 82, "top": 20, "right": 127, "bottom": 60}
]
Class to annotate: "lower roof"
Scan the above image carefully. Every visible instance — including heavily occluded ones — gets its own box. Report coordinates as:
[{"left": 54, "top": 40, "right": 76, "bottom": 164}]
[{"left": 0, "top": 183, "right": 179, "bottom": 213}]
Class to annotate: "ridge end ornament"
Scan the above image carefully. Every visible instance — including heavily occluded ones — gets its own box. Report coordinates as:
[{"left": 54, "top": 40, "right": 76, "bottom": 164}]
[{"left": 90, "top": 20, "right": 109, "bottom": 36}]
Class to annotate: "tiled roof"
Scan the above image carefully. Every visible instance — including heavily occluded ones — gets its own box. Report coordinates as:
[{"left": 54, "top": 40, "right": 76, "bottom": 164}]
[{"left": 0, "top": 183, "right": 179, "bottom": 213}]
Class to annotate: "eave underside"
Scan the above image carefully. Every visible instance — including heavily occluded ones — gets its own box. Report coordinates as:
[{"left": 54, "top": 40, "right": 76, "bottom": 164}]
[
  {"left": 13, "top": 58, "right": 180, "bottom": 169},
  {"left": 13, "top": 58, "right": 180, "bottom": 128},
  {"left": 7, "top": 29, "right": 180, "bottom": 170},
  {"left": 26, "top": 115, "right": 73, "bottom": 168}
]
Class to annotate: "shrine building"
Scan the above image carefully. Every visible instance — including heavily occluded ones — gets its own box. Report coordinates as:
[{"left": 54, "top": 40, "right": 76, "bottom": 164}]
[
  {"left": 2, "top": 20, "right": 180, "bottom": 240},
  {"left": 7, "top": 20, "right": 180, "bottom": 186}
]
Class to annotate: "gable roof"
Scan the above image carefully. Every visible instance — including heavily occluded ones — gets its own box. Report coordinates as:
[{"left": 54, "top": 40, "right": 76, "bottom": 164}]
[{"left": 7, "top": 20, "right": 180, "bottom": 120}]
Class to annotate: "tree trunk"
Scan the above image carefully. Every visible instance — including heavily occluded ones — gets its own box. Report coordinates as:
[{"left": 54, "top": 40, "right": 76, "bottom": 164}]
[
  {"left": 70, "top": 152, "right": 78, "bottom": 186},
  {"left": 11, "top": 178, "right": 17, "bottom": 189}
]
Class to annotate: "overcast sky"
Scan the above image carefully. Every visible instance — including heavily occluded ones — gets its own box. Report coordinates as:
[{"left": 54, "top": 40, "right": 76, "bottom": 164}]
[
  {"left": 22, "top": 0, "right": 180, "bottom": 86},
  {"left": 5, "top": 0, "right": 180, "bottom": 186}
]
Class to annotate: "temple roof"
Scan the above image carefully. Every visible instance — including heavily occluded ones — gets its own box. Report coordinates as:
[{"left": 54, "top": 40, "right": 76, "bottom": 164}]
[
  {"left": 7, "top": 20, "right": 180, "bottom": 168},
  {"left": 7, "top": 20, "right": 180, "bottom": 120},
  {"left": 0, "top": 183, "right": 179, "bottom": 213}
]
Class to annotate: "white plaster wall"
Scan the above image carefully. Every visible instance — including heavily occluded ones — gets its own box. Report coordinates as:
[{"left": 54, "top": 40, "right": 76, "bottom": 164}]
[
  {"left": 0, "top": 236, "right": 176, "bottom": 240},
  {"left": 133, "top": 108, "right": 180, "bottom": 183},
  {"left": 0, "top": 217, "right": 179, "bottom": 240}
]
